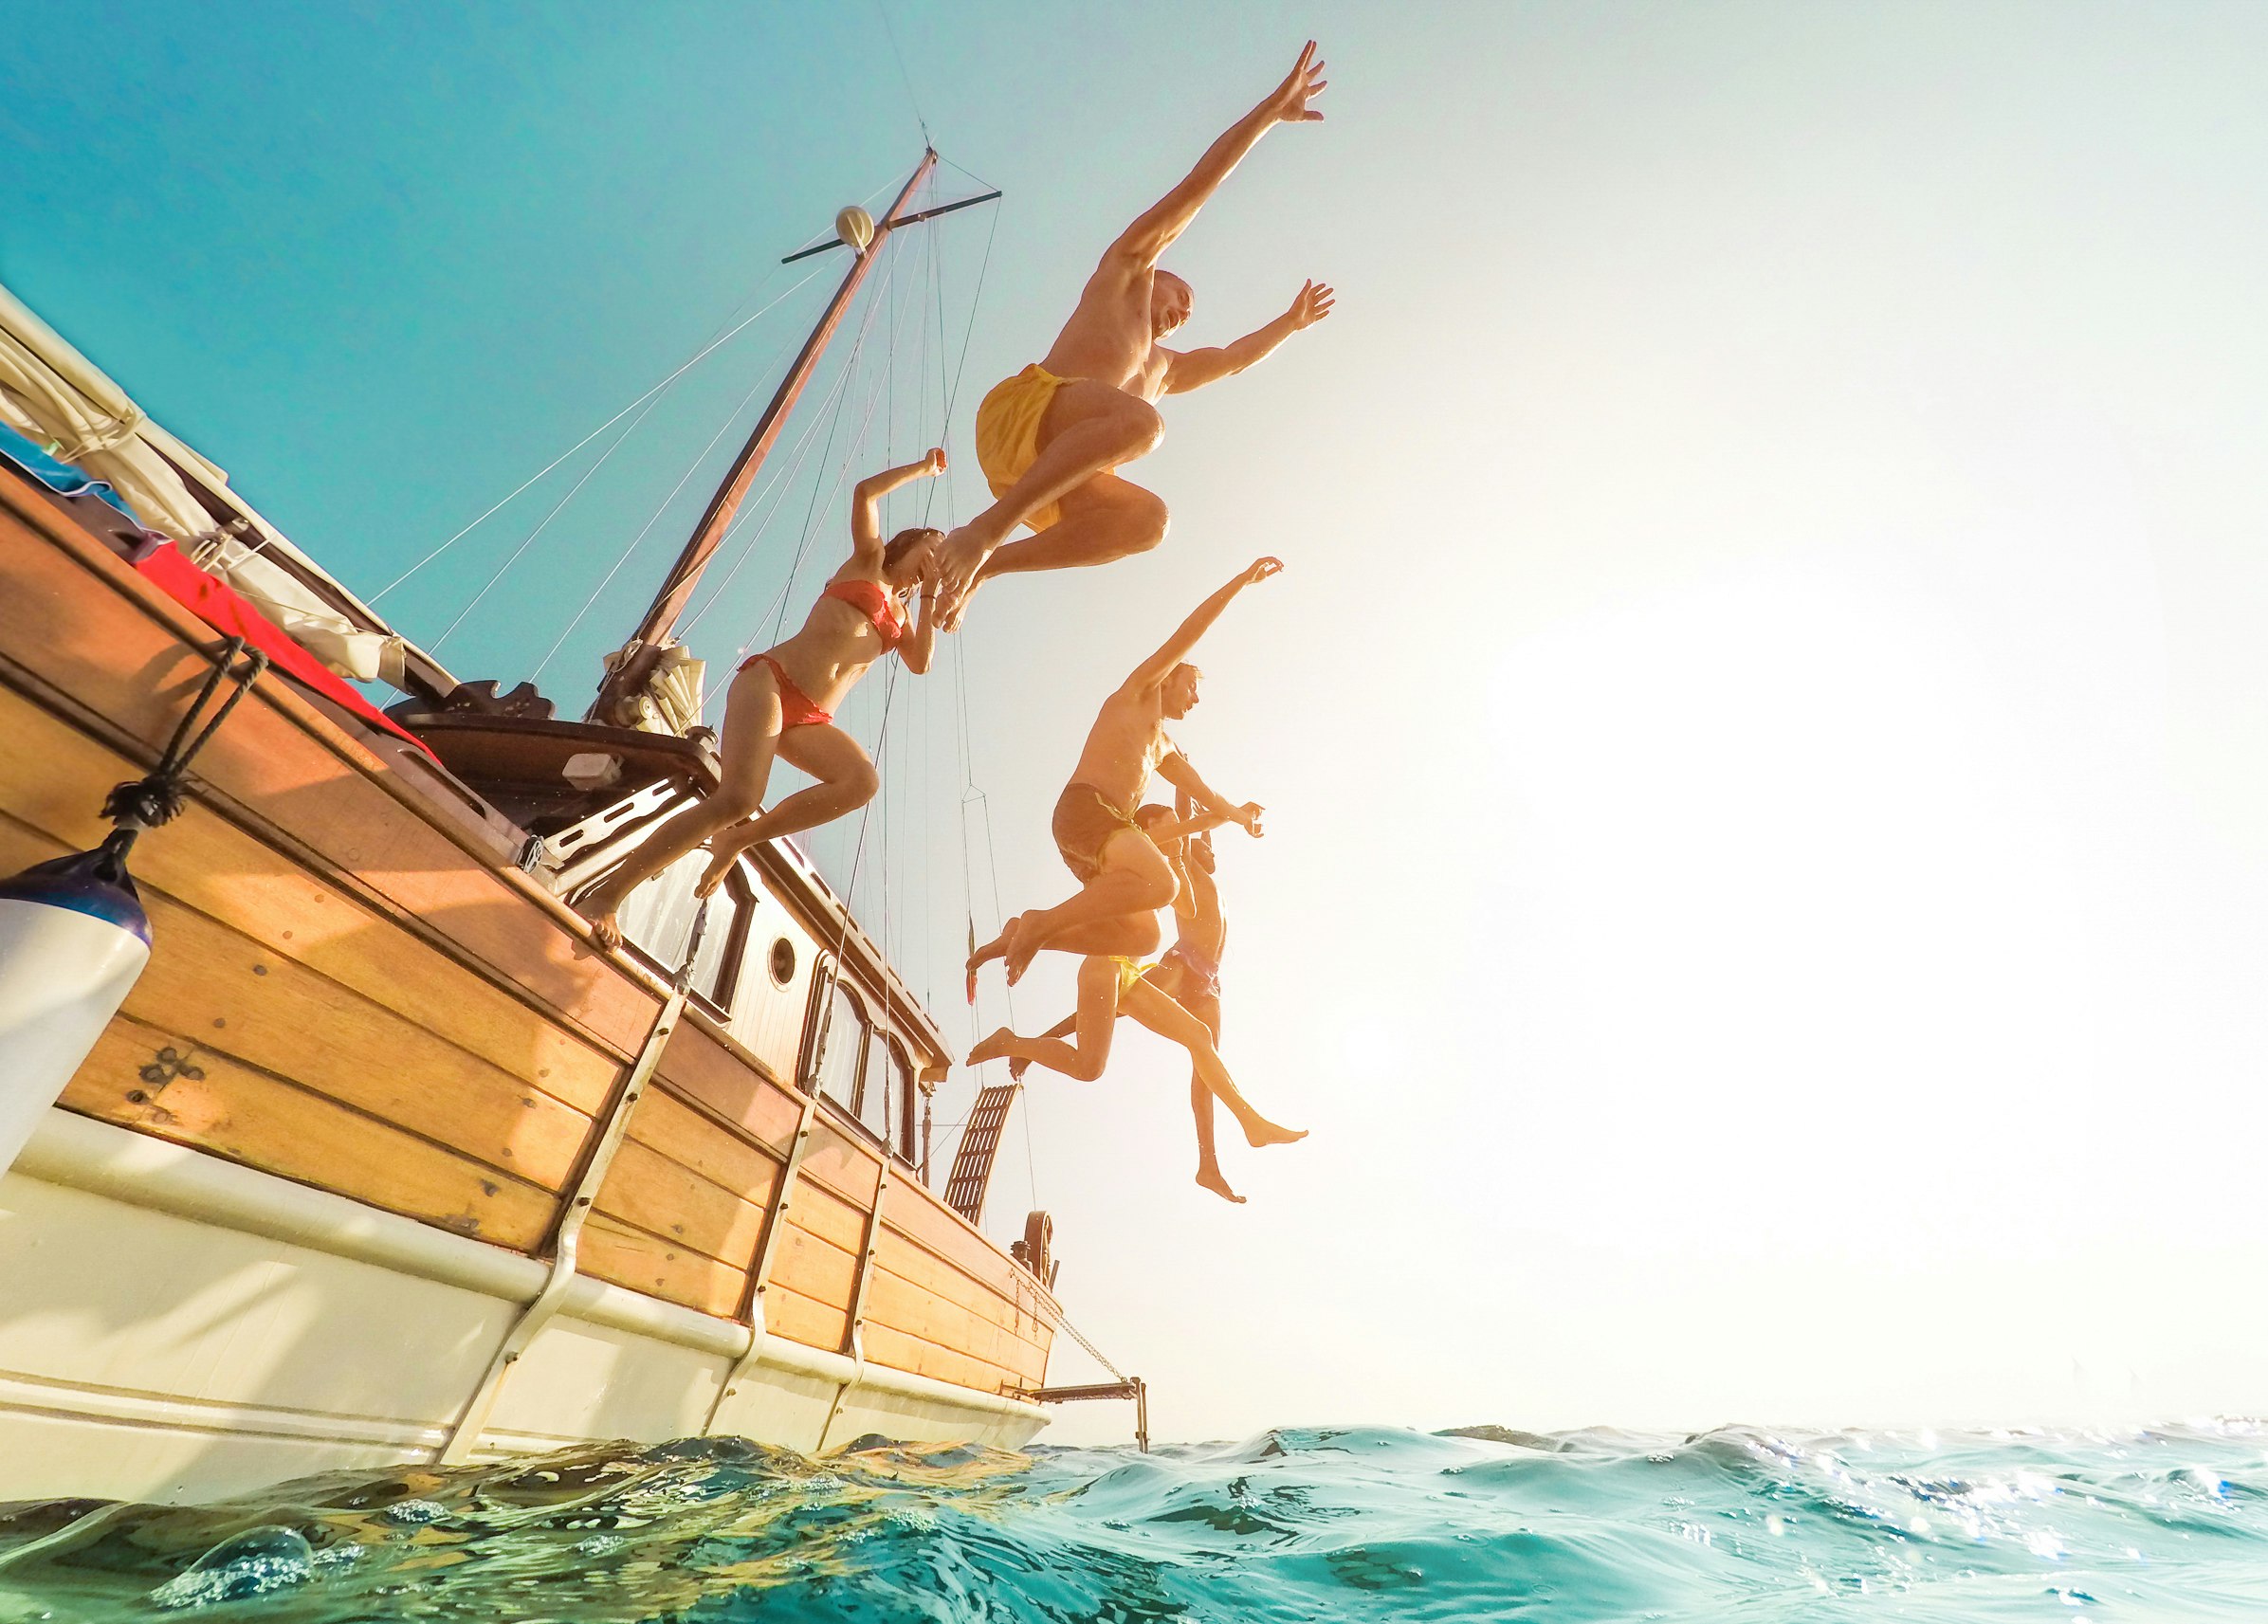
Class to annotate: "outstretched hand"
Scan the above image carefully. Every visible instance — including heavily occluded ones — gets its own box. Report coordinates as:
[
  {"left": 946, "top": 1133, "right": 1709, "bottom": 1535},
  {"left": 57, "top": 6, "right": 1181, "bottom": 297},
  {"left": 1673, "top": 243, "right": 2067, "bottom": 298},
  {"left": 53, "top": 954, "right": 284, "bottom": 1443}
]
[
  {"left": 1233, "top": 801, "right": 1267, "bottom": 838},
  {"left": 1265, "top": 42, "right": 1328, "bottom": 123},
  {"left": 1240, "top": 556, "right": 1284, "bottom": 588},
  {"left": 1287, "top": 280, "right": 1335, "bottom": 330},
  {"left": 922, "top": 447, "right": 947, "bottom": 476}
]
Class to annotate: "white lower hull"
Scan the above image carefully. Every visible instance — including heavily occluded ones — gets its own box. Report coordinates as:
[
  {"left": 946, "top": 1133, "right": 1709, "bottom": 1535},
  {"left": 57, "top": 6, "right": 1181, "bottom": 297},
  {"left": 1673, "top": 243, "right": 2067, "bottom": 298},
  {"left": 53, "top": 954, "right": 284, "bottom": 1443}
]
[{"left": 0, "top": 1112, "right": 1045, "bottom": 1505}]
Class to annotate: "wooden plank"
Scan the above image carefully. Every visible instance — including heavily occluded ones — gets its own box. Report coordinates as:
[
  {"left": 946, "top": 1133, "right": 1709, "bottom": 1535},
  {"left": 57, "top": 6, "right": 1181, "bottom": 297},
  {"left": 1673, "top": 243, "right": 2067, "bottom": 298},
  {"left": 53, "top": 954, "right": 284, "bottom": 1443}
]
[
  {"left": 769, "top": 1220, "right": 857, "bottom": 1321},
  {"left": 0, "top": 684, "right": 621, "bottom": 1116},
  {"left": 0, "top": 514, "right": 660, "bottom": 1057},
  {"left": 871, "top": 1225, "right": 1052, "bottom": 1351},
  {"left": 655, "top": 1024, "right": 802, "bottom": 1155},
  {"left": 883, "top": 1177, "right": 1043, "bottom": 1305},
  {"left": 578, "top": 1214, "right": 746, "bottom": 1318},
  {"left": 64, "top": 1011, "right": 555, "bottom": 1249},
  {"left": 43, "top": 824, "right": 592, "bottom": 1184},
  {"left": 630, "top": 1088, "right": 783, "bottom": 1205},
  {"left": 864, "top": 1263, "right": 1050, "bottom": 1382},
  {"left": 782, "top": 1177, "right": 867, "bottom": 1256},
  {"left": 761, "top": 1280, "right": 850, "bottom": 1353},
  {"left": 798, "top": 1119, "right": 881, "bottom": 1209},
  {"left": 860, "top": 1323, "right": 1021, "bottom": 1396},
  {"left": 0, "top": 816, "right": 594, "bottom": 1191},
  {"left": 592, "top": 1140, "right": 768, "bottom": 1269}
]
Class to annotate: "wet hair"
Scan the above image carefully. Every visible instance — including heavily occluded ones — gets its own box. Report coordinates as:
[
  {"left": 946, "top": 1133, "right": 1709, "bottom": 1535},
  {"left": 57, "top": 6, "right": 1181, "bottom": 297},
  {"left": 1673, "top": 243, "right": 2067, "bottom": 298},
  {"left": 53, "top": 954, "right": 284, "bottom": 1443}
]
[
  {"left": 1154, "top": 269, "right": 1192, "bottom": 304},
  {"left": 882, "top": 526, "right": 942, "bottom": 575},
  {"left": 1167, "top": 661, "right": 1201, "bottom": 684},
  {"left": 1132, "top": 803, "right": 1176, "bottom": 832}
]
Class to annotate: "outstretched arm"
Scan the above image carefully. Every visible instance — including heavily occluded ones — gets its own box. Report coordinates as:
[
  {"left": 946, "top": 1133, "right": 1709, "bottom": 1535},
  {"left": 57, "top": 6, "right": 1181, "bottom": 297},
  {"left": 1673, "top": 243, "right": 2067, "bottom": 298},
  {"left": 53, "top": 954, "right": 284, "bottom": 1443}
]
[
  {"left": 1157, "top": 751, "right": 1264, "bottom": 836},
  {"left": 1106, "top": 43, "right": 1328, "bottom": 270},
  {"left": 1165, "top": 281, "right": 1335, "bottom": 394},
  {"left": 850, "top": 447, "right": 946, "bottom": 558},
  {"left": 1126, "top": 556, "right": 1283, "bottom": 691}
]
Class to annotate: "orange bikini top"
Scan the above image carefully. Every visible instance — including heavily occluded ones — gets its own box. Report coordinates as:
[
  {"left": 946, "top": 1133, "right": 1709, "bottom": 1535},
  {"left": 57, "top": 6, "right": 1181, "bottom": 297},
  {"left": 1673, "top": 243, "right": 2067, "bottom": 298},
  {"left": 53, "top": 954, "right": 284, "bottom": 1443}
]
[{"left": 822, "top": 577, "right": 908, "bottom": 649}]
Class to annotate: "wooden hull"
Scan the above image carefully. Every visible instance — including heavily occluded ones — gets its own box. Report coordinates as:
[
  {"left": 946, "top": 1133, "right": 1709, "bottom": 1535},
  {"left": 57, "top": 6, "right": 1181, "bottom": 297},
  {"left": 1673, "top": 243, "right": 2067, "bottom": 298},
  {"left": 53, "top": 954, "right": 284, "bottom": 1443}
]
[{"left": 0, "top": 483, "right": 1054, "bottom": 1504}]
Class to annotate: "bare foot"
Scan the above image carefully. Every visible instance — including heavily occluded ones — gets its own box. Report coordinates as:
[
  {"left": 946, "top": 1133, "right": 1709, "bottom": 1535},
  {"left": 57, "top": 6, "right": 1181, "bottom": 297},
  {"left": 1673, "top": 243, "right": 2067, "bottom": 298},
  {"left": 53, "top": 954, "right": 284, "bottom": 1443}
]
[
  {"left": 1007, "top": 1055, "right": 1031, "bottom": 1082},
  {"left": 577, "top": 904, "right": 625, "bottom": 953},
  {"left": 967, "top": 1026, "right": 1019, "bottom": 1067},
  {"left": 1241, "top": 1117, "right": 1307, "bottom": 1149},
  {"left": 1196, "top": 1163, "right": 1247, "bottom": 1204},
  {"left": 1002, "top": 913, "right": 1049, "bottom": 986},
  {"left": 935, "top": 524, "right": 997, "bottom": 616},
  {"left": 966, "top": 914, "right": 1021, "bottom": 976},
  {"left": 693, "top": 844, "right": 739, "bottom": 899}
]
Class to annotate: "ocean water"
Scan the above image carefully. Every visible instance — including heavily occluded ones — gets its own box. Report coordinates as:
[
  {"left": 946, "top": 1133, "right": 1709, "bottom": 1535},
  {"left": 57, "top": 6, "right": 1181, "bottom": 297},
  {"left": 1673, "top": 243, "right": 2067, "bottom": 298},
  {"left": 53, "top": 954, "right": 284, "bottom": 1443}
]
[{"left": 0, "top": 1423, "right": 2261, "bottom": 1621}]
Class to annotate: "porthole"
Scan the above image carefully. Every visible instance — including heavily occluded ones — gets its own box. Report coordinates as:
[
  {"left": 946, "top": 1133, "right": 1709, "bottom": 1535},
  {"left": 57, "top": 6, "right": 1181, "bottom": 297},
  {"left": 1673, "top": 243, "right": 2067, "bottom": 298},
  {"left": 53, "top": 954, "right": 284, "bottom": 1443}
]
[{"left": 768, "top": 936, "right": 796, "bottom": 987}]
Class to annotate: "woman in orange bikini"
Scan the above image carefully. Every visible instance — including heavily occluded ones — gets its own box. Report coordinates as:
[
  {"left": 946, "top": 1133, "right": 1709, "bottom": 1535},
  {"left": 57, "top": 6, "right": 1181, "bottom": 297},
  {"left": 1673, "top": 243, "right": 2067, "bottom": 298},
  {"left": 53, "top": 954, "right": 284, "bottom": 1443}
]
[{"left": 576, "top": 449, "right": 946, "bottom": 950}]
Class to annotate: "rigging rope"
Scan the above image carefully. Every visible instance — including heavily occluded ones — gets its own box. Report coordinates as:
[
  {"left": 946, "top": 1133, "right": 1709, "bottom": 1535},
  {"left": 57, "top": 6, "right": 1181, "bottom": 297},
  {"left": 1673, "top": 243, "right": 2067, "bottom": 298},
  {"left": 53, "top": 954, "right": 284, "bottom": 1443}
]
[
  {"left": 528, "top": 303, "right": 829, "bottom": 686},
  {"left": 372, "top": 260, "right": 830, "bottom": 603},
  {"left": 430, "top": 384, "right": 672, "bottom": 653},
  {"left": 871, "top": 0, "right": 930, "bottom": 145},
  {"left": 1044, "top": 1302, "right": 1127, "bottom": 1384},
  {"left": 679, "top": 234, "right": 912, "bottom": 648}
]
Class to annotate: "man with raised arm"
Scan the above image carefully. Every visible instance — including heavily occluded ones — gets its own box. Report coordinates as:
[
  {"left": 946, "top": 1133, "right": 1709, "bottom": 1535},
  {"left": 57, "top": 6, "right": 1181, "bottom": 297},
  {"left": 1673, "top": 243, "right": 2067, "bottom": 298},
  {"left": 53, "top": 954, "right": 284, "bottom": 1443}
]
[
  {"left": 931, "top": 43, "right": 1333, "bottom": 625},
  {"left": 967, "top": 557, "right": 1280, "bottom": 988}
]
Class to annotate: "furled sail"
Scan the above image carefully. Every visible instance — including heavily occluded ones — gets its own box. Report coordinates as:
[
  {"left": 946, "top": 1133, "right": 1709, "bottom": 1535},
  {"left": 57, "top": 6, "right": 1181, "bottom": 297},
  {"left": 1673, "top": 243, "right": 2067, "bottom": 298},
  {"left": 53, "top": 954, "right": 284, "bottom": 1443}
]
[{"left": 0, "top": 280, "right": 409, "bottom": 686}]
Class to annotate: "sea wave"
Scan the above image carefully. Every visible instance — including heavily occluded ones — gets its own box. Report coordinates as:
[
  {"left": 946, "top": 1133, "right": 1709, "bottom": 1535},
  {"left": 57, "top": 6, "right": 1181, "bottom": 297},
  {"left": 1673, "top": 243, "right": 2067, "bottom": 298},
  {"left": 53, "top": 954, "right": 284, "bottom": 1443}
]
[{"left": 1, "top": 1421, "right": 2262, "bottom": 1620}]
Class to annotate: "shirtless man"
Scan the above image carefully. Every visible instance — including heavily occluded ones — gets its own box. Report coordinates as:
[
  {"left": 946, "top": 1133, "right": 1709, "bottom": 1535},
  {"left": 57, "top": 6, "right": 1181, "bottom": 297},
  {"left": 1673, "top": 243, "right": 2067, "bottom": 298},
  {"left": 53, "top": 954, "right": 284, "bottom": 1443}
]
[
  {"left": 966, "top": 556, "right": 1281, "bottom": 987},
  {"left": 931, "top": 42, "right": 1333, "bottom": 625},
  {"left": 1010, "top": 803, "right": 1255, "bottom": 1201}
]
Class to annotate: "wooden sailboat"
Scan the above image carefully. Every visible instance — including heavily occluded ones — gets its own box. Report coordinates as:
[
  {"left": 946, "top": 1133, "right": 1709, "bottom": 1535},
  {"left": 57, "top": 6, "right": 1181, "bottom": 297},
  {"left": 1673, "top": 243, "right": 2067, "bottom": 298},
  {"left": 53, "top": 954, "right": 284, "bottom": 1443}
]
[{"left": 0, "top": 154, "right": 1079, "bottom": 1505}]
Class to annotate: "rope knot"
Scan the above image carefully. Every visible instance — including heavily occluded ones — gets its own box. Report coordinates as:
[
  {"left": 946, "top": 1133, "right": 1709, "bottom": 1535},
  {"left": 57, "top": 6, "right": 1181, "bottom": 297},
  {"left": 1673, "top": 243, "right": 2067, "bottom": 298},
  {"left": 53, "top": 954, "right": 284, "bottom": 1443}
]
[{"left": 101, "top": 776, "right": 187, "bottom": 831}]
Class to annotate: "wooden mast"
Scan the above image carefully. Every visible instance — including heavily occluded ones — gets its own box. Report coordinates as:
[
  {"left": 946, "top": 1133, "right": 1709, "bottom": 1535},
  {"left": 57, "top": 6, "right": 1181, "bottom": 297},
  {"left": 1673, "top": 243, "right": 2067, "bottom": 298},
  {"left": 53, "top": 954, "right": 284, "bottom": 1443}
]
[{"left": 590, "top": 149, "right": 939, "bottom": 724}]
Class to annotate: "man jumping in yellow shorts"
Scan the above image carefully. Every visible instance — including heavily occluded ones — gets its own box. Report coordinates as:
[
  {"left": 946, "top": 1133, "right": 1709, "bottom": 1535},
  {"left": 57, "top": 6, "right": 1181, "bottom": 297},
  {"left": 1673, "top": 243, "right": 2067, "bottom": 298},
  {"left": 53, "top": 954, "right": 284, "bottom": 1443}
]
[{"left": 932, "top": 42, "right": 1336, "bottom": 627}]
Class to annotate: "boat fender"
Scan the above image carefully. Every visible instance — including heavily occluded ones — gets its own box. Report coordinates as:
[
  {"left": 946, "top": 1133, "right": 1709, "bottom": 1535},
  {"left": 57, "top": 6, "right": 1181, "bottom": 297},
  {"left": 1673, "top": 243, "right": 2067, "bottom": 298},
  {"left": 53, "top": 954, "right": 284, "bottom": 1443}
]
[
  {"left": 0, "top": 836, "right": 151, "bottom": 1175},
  {"left": 835, "top": 205, "right": 876, "bottom": 255}
]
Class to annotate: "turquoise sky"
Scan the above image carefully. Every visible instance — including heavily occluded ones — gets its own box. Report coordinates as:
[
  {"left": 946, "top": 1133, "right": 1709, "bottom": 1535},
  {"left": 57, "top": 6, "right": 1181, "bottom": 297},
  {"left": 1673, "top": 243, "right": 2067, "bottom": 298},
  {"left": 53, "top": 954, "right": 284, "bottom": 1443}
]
[{"left": 9, "top": 3, "right": 2268, "bottom": 1444}]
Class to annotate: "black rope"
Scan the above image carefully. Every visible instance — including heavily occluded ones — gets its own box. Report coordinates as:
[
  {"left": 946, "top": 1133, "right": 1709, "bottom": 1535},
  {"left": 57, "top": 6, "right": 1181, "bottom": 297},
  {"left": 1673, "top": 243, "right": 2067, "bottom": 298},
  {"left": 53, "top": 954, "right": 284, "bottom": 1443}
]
[{"left": 99, "top": 638, "right": 268, "bottom": 847}]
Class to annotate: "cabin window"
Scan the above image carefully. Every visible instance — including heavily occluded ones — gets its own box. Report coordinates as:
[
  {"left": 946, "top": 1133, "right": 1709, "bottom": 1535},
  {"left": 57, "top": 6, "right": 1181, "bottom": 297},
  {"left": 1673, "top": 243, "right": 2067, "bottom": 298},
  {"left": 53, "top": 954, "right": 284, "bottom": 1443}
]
[
  {"left": 810, "top": 978, "right": 867, "bottom": 1109},
  {"left": 887, "top": 1038, "right": 916, "bottom": 1161},
  {"left": 686, "top": 885, "right": 742, "bottom": 1010},
  {"left": 768, "top": 936, "right": 796, "bottom": 987},
  {"left": 614, "top": 851, "right": 742, "bottom": 1011},
  {"left": 856, "top": 1028, "right": 896, "bottom": 1147},
  {"left": 613, "top": 850, "right": 707, "bottom": 969}
]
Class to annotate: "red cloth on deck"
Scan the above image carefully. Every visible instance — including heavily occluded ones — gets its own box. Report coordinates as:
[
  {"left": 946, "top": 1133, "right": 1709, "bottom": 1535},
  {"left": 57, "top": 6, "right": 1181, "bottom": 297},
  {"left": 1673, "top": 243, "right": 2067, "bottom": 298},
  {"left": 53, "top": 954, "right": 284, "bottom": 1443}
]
[{"left": 134, "top": 541, "right": 439, "bottom": 762}]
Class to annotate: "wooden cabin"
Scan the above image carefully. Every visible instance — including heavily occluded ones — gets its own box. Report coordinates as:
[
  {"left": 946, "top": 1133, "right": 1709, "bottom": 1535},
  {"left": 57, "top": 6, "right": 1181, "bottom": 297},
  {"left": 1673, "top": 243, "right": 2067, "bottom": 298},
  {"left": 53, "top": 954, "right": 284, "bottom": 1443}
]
[{"left": 0, "top": 432, "right": 1058, "bottom": 1504}]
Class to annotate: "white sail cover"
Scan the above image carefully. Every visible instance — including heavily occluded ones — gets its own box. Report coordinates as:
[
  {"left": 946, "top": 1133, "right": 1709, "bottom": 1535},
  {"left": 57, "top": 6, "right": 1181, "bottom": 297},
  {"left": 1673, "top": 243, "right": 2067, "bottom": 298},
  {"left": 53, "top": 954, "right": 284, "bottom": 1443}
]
[{"left": 0, "top": 281, "right": 409, "bottom": 686}]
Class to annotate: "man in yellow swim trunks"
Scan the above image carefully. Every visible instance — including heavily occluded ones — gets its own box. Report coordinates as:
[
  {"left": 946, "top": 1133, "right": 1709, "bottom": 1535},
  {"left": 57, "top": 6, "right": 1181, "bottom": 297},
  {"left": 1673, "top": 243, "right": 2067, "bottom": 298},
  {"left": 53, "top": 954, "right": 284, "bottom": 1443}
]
[{"left": 932, "top": 41, "right": 1337, "bottom": 626}]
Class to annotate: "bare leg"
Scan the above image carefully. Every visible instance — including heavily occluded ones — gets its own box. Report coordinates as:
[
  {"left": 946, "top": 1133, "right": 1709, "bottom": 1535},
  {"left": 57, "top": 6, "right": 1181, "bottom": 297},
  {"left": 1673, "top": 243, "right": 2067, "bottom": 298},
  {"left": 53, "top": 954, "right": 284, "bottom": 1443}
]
[
  {"left": 936, "top": 383, "right": 1165, "bottom": 619},
  {"left": 1159, "top": 974, "right": 1235, "bottom": 1200},
  {"left": 968, "top": 958, "right": 1123, "bottom": 1080},
  {"left": 1007, "top": 1009, "right": 1080, "bottom": 1082},
  {"left": 696, "top": 721, "right": 878, "bottom": 895},
  {"left": 944, "top": 475, "right": 1170, "bottom": 629},
  {"left": 575, "top": 664, "right": 782, "bottom": 947},
  {"left": 1119, "top": 979, "right": 1302, "bottom": 1153},
  {"left": 967, "top": 913, "right": 1029, "bottom": 976},
  {"left": 972, "top": 473, "right": 1170, "bottom": 583},
  {"left": 1002, "top": 830, "right": 1176, "bottom": 983}
]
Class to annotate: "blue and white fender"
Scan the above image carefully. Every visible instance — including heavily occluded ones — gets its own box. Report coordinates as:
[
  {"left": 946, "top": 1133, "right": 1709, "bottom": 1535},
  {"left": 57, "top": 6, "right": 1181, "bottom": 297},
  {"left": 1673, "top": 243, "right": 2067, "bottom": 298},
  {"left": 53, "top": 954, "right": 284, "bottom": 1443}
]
[{"left": 0, "top": 841, "right": 151, "bottom": 1175}]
